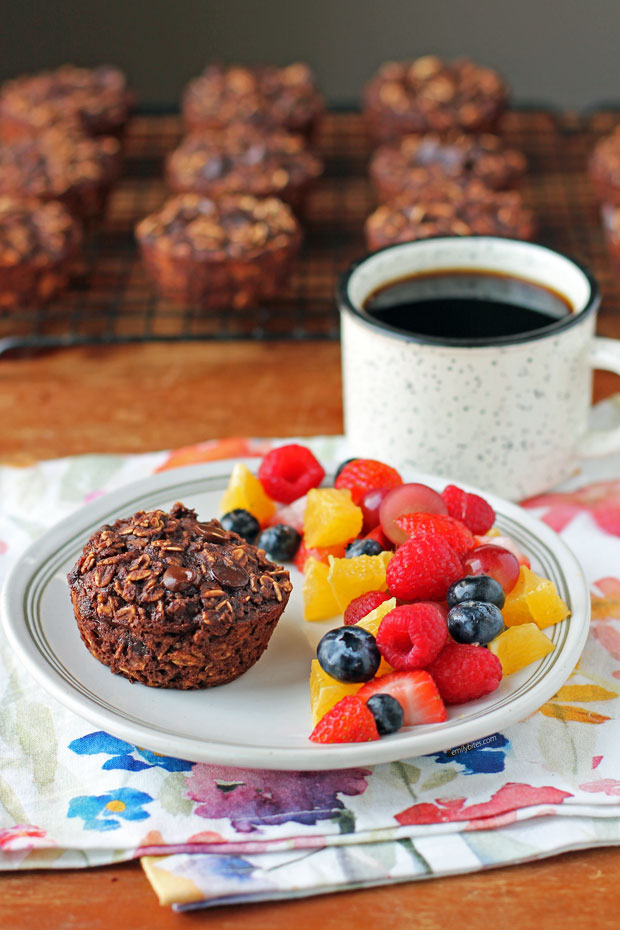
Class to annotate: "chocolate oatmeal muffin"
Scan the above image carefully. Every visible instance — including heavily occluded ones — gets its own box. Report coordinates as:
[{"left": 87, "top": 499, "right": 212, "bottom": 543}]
[
  {"left": 600, "top": 203, "right": 620, "bottom": 269},
  {"left": 0, "top": 128, "right": 122, "bottom": 220},
  {"left": 363, "top": 56, "right": 508, "bottom": 143},
  {"left": 370, "top": 131, "right": 526, "bottom": 202},
  {"left": 590, "top": 127, "right": 620, "bottom": 205},
  {"left": 182, "top": 63, "right": 324, "bottom": 138},
  {"left": 0, "top": 64, "right": 133, "bottom": 140},
  {"left": 166, "top": 124, "right": 323, "bottom": 212},
  {"left": 136, "top": 193, "right": 301, "bottom": 310},
  {"left": 365, "top": 187, "right": 536, "bottom": 252},
  {"left": 67, "top": 503, "right": 292, "bottom": 689},
  {"left": 0, "top": 196, "right": 81, "bottom": 311}
]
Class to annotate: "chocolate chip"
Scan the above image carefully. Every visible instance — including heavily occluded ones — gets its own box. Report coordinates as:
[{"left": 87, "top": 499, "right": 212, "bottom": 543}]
[
  {"left": 127, "top": 636, "right": 148, "bottom": 656},
  {"left": 195, "top": 522, "right": 229, "bottom": 543},
  {"left": 212, "top": 559, "right": 250, "bottom": 588},
  {"left": 163, "top": 565, "right": 197, "bottom": 591},
  {"left": 201, "top": 154, "right": 232, "bottom": 180}
]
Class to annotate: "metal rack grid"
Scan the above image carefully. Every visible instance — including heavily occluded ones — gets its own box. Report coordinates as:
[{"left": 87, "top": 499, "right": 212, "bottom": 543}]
[{"left": 1, "top": 108, "right": 619, "bottom": 355}]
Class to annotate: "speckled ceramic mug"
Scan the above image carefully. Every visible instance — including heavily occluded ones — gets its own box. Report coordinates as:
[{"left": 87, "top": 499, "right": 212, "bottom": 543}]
[{"left": 339, "top": 236, "right": 620, "bottom": 500}]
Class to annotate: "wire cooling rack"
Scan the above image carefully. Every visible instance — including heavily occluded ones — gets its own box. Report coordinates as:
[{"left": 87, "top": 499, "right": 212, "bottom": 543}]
[{"left": 1, "top": 108, "right": 619, "bottom": 355}]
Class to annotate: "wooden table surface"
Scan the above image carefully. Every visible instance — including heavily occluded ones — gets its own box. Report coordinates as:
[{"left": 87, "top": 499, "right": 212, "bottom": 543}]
[{"left": 2, "top": 339, "right": 620, "bottom": 928}]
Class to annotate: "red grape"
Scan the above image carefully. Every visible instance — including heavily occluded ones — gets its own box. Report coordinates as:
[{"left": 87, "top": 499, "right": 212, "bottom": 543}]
[
  {"left": 463, "top": 544, "right": 520, "bottom": 593},
  {"left": 361, "top": 486, "right": 392, "bottom": 533},
  {"left": 380, "top": 483, "right": 448, "bottom": 545}
]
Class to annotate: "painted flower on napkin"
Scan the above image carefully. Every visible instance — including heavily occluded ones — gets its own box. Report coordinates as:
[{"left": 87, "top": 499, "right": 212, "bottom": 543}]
[
  {"left": 68, "top": 731, "right": 192, "bottom": 772},
  {"left": 523, "top": 479, "right": 620, "bottom": 534},
  {"left": 185, "top": 765, "right": 370, "bottom": 833},
  {"left": 0, "top": 825, "right": 54, "bottom": 851},
  {"left": 67, "top": 787, "right": 154, "bottom": 831}
]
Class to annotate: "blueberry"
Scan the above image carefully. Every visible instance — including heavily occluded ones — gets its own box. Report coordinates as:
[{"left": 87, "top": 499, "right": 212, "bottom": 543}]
[
  {"left": 317, "top": 626, "right": 381, "bottom": 683},
  {"left": 345, "top": 538, "right": 383, "bottom": 558},
  {"left": 334, "top": 457, "right": 356, "bottom": 481},
  {"left": 220, "top": 508, "right": 260, "bottom": 543},
  {"left": 446, "top": 574, "right": 506, "bottom": 609},
  {"left": 256, "top": 524, "right": 301, "bottom": 562},
  {"left": 447, "top": 601, "right": 505, "bottom": 645},
  {"left": 366, "top": 693, "right": 404, "bottom": 736}
]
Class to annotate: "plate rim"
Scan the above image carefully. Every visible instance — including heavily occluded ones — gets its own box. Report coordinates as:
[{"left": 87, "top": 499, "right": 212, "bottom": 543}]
[{"left": 0, "top": 457, "right": 591, "bottom": 770}]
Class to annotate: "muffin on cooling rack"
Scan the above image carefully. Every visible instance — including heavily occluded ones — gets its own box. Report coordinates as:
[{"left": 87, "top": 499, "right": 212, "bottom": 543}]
[
  {"left": 365, "top": 186, "right": 536, "bottom": 252},
  {"left": 182, "top": 63, "right": 324, "bottom": 138},
  {"left": 166, "top": 124, "right": 323, "bottom": 213},
  {"left": 370, "top": 131, "right": 526, "bottom": 202},
  {"left": 600, "top": 203, "right": 620, "bottom": 270},
  {"left": 0, "top": 128, "right": 122, "bottom": 220},
  {"left": 67, "top": 502, "right": 292, "bottom": 689},
  {"left": 590, "top": 127, "right": 620, "bottom": 206},
  {"left": 0, "top": 196, "right": 81, "bottom": 311},
  {"left": 363, "top": 55, "right": 508, "bottom": 143},
  {"left": 136, "top": 192, "right": 301, "bottom": 310},
  {"left": 0, "top": 64, "right": 133, "bottom": 140}
]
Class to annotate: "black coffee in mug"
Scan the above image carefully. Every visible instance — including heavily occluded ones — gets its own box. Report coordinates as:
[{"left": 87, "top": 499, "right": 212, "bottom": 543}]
[{"left": 362, "top": 269, "right": 574, "bottom": 342}]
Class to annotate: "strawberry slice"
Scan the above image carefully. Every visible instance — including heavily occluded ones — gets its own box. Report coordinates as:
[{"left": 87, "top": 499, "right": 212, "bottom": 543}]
[
  {"left": 294, "top": 540, "right": 347, "bottom": 572},
  {"left": 335, "top": 459, "right": 402, "bottom": 505},
  {"left": 310, "top": 695, "right": 380, "bottom": 743},
  {"left": 364, "top": 525, "right": 394, "bottom": 551},
  {"left": 357, "top": 670, "right": 447, "bottom": 725}
]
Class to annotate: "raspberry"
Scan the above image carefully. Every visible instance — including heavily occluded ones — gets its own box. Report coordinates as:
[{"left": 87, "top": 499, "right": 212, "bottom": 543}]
[
  {"left": 386, "top": 535, "right": 463, "bottom": 602},
  {"left": 309, "top": 694, "right": 380, "bottom": 743},
  {"left": 441, "top": 485, "right": 495, "bottom": 535},
  {"left": 426, "top": 641, "right": 502, "bottom": 704},
  {"left": 334, "top": 458, "right": 402, "bottom": 506},
  {"left": 376, "top": 603, "right": 448, "bottom": 669},
  {"left": 394, "top": 512, "right": 475, "bottom": 557},
  {"left": 344, "top": 590, "right": 392, "bottom": 625},
  {"left": 258, "top": 444, "right": 325, "bottom": 504}
]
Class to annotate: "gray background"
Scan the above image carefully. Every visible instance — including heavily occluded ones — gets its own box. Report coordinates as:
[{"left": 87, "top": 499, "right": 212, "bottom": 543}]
[{"left": 3, "top": 0, "right": 620, "bottom": 110}]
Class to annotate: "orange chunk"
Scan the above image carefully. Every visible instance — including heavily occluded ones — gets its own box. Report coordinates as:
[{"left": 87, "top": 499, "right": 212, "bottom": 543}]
[
  {"left": 488, "top": 623, "right": 554, "bottom": 675},
  {"left": 502, "top": 566, "right": 570, "bottom": 629},
  {"left": 219, "top": 463, "right": 275, "bottom": 526},
  {"left": 309, "top": 659, "right": 362, "bottom": 725},
  {"left": 304, "top": 488, "right": 363, "bottom": 547},
  {"left": 302, "top": 557, "right": 341, "bottom": 622},
  {"left": 327, "top": 551, "right": 393, "bottom": 613},
  {"left": 356, "top": 596, "right": 396, "bottom": 676}
]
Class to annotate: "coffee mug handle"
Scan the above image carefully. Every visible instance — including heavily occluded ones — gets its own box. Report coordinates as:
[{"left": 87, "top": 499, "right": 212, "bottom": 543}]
[{"left": 578, "top": 337, "right": 620, "bottom": 457}]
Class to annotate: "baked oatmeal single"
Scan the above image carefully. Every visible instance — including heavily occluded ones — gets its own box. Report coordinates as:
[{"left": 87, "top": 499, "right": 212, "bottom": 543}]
[
  {"left": 0, "top": 195, "right": 81, "bottom": 310},
  {"left": 166, "top": 124, "right": 322, "bottom": 212},
  {"left": 590, "top": 126, "right": 620, "bottom": 206},
  {"left": 365, "top": 187, "right": 535, "bottom": 251},
  {"left": 0, "top": 128, "right": 122, "bottom": 219},
  {"left": 67, "top": 502, "right": 292, "bottom": 689},
  {"left": 0, "top": 64, "right": 133, "bottom": 139},
  {"left": 601, "top": 203, "right": 620, "bottom": 270},
  {"left": 363, "top": 56, "right": 508, "bottom": 143},
  {"left": 136, "top": 192, "right": 301, "bottom": 309},
  {"left": 182, "top": 63, "right": 324, "bottom": 138},
  {"left": 370, "top": 131, "right": 526, "bottom": 201}
]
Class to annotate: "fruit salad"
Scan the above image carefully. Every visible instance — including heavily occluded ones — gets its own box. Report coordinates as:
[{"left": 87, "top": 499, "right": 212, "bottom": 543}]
[{"left": 219, "top": 444, "right": 571, "bottom": 746}]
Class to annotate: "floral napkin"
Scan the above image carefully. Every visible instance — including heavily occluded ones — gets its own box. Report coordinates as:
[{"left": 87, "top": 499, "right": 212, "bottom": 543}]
[{"left": 3, "top": 421, "right": 620, "bottom": 911}]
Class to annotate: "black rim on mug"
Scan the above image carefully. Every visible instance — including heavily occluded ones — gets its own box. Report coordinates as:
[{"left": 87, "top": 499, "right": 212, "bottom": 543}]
[{"left": 338, "top": 235, "right": 601, "bottom": 349}]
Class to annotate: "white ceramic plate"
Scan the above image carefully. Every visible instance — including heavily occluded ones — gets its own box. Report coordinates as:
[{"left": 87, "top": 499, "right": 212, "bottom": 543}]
[{"left": 1, "top": 458, "right": 590, "bottom": 770}]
